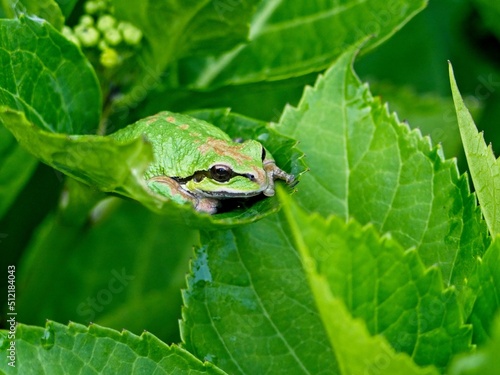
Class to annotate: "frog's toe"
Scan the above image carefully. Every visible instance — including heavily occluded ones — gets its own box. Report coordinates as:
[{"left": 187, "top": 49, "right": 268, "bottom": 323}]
[
  {"left": 287, "top": 175, "right": 299, "bottom": 187},
  {"left": 263, "top": 186, "right": 275, "bottom": 197}
]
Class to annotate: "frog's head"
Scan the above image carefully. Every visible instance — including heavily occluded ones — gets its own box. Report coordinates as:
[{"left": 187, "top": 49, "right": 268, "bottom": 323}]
[{"left": 183, "top": 139, "right": 294, "bottom": 199}]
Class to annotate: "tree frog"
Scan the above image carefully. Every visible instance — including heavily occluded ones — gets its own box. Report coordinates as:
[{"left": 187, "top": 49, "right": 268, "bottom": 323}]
[{"left": 110, "top": 111, "right": 295, "bottom": 214}]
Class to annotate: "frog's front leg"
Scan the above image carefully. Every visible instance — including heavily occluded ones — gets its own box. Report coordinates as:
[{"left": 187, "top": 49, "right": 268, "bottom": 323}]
[
  {"left": 147, "top": 176, "right": 220, "bottom": 214},
  {"left": 262, "top": 160, "right": 296, "bottom": 197}
]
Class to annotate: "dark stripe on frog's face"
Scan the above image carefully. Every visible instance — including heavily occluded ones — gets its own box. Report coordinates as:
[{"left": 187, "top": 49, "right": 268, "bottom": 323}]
[
  {"left": 171, "top": 165, "right": 260, "bottom": 185},
  {"left": 175, "top": 141, "right": 267, "bottom": 183}
]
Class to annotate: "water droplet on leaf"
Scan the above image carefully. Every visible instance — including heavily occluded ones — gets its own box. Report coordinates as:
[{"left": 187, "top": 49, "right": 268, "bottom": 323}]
[
  {"left": 204, "top": 353, "right": 218, "bottom": 364},
  {"left": 41, "top": 326, "right": 55, "bottom": 350}
]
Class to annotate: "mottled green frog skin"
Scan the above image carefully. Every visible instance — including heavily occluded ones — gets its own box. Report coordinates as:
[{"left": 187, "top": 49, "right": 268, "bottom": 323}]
[{"left": 111, "top": 111, "right": 294, "bottom": 213}]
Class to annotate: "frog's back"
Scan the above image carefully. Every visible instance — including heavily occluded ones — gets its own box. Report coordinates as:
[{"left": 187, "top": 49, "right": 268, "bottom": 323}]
[
  {"left": 112, "top": 111, "right": 231, "bottom": 142},
  {"left": 110, "top": 111, "right": 232, "bottom": 178}
]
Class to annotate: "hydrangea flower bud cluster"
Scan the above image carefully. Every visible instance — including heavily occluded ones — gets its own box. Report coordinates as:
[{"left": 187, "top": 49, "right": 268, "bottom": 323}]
[{"left": 62, "top": 0, "right": 143, "bottom": 68}]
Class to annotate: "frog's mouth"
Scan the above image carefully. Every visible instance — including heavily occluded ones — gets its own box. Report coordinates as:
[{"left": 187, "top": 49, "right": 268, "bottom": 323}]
[
  {"left": 172, "top": 170, "right": 257, "bottom": 184},
  {"left": 173, "top": 169, "right": 269, "bottom": 199},
  {"left": 194, "top": 188, "right": 266, "bottom": 199},
  {"left": 186, "top": 175, "right": 270, "bottom": 199}
]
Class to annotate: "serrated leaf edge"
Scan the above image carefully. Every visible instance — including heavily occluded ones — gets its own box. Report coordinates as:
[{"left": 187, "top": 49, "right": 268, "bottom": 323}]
[{"left": 449, "top": 62, "right": 500, "bottom": 237}]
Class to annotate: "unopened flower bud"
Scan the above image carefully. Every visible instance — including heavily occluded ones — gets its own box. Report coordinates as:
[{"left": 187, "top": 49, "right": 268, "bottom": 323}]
[
  {"left": 75, "top": 24, "right": 100, "bottom": 47},
  {"left": 97, "top": 14, "right": 116, "bottom": 32},
  {"left": 119, "top": 22, "right": 143, "bottom": 45},
  {"left": 84, "top": 1, "right": 100, "bottom": 15},
  {"left": 104, "top": 28, "right": 122, "bottom": 46},
  {"left": 79, "top": 15, "right": 94, "bottom": 27},
  {"left": 100, "top": 48, "right": 121, "bottom": 68}
]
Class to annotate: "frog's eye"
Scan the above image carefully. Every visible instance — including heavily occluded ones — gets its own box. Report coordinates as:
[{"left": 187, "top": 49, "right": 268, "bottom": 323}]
[
  {"left": 261, "top": 147, "right": 266, "bottom": 161},
  {"left": 210, "top": 165, "right": 233, "bottom": 182}
]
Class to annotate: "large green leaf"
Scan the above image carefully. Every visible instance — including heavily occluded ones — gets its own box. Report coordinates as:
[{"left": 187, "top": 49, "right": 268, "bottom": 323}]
[
  {"left": 0, "top": 321, "right": 228, "bottom": 374},
  {"left": 0, "top": 16, "right": 101, "bottom": 133},
  {"left": 181, "top": 214, "right": 340, "bottom": 374},
  {"left": 280, "top": 189, "right": 470, "bottom": 370},
  {"left": 276, "top": 42, "right": 489, "bottom": 310},
  {"left": 179, "top": 0, "right": 427, "bottom": 89},
  {"left": 449, "top": 63, "right": 500, "bottom": 237},
  {"left": 181, "top": 190, "right": 467, "bottom": 373}
]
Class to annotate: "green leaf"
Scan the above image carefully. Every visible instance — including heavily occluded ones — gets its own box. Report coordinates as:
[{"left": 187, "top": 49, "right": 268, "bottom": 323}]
[
  {"left": 280, "top": 189, "right": 470, "bottom": 370},
  {"left": 0, "top": 16, "right": 101, "bottom": 133},
  {"left": 110, "top": 0, "right": 258, "bottom": 109},
  {"left": 18, "top": 0, "right": 64, "bottom": 29},
  {"left": 449, "top": 63, "right": 500, "bottom": 237},
  {"left": 181, "top": 214, "right": 340, "bottom": 374},
  {"left": 449, "top": 313, "right": 500, "bottom": 375},
  {"left": 180, "top": 0, "right": 427, "bottom": 89},
  {"left": 181, "top": 191, "right": 467, "bottom": 373},
  {"left": 276, "top": 42, "right": 489, "bottom": 309},
  {"left": 0, "top": 321, "right": 228, "bottom": 374},
  {"left": 468, "top": 237, "right": 500, "bottom": 344},
  {"left": 0, "top": 123, "right": 37, "bottom": 218}
]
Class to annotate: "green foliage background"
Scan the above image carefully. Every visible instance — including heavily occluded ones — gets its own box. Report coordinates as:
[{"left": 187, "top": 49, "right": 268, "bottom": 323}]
[{"left": 1, "top": 0, "right": 500, "bottom": 374}]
